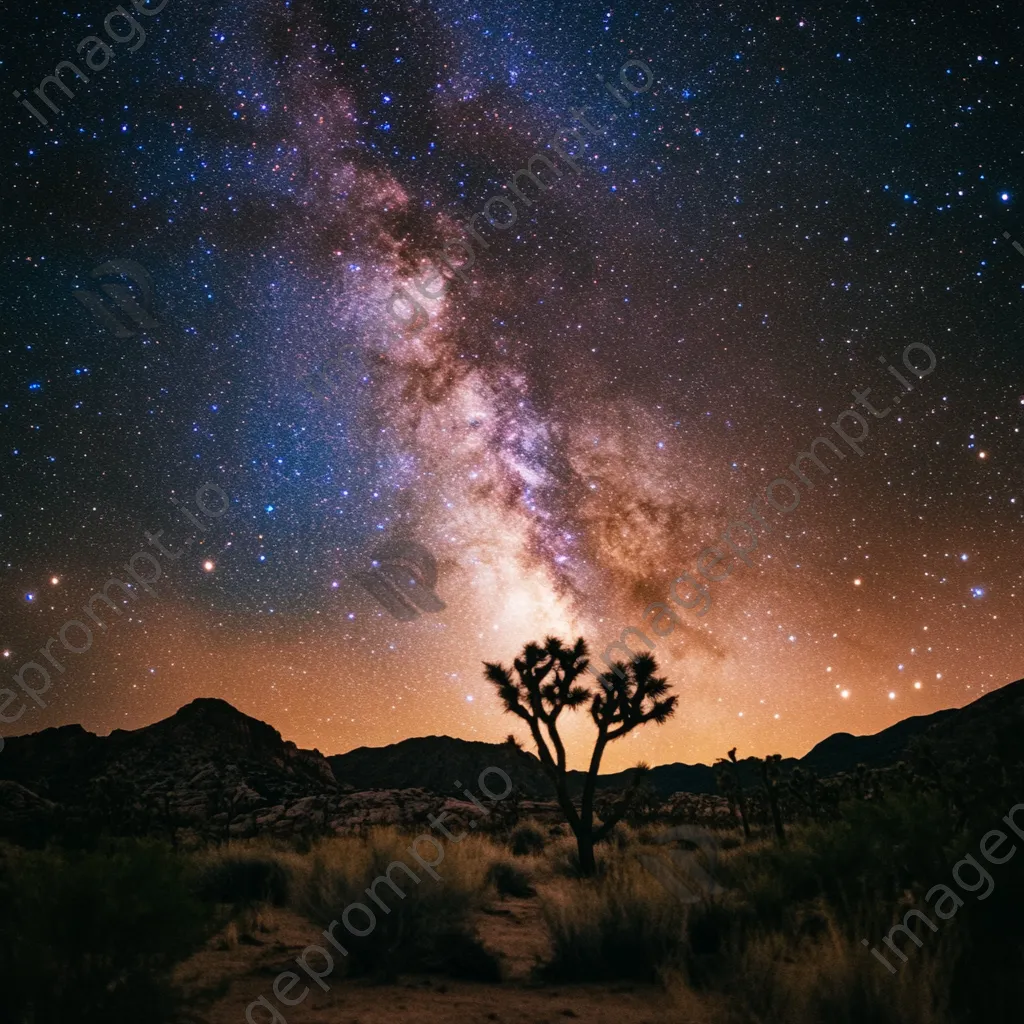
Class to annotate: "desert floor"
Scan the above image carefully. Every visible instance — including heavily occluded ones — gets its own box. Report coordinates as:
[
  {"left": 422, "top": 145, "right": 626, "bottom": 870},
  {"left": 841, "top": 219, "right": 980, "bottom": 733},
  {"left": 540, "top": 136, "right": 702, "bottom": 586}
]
[{"left": 177, "top": 890, "right": 715, "bottom": 1024}]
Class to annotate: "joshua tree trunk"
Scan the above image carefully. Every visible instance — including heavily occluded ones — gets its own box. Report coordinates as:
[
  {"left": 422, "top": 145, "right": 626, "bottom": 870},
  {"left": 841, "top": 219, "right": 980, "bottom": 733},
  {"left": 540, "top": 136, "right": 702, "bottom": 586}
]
[
  {"left": 727, "top": 748, "right": 752, "bottom": 840},
  {"left": 767, "top": 787, "right": 786, "bottom": 844},
  {"left": 576, "top": 830, "right": 597, "bottom": 875},
  {"left": 577, "top": 735, "right": 605, "bottom": 873},
  {"left": 760, "top": 754, "right": 787, "bottom": 846}
]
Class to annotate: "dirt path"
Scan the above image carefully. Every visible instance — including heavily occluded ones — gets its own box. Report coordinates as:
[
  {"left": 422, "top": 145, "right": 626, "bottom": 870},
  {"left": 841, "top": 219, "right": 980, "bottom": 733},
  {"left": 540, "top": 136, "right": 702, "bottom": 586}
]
[
  {"left": 175, "top": 904, "right": 715, "bottom": 1024},
  {"left": 474, "top": 894, "right": 551, "bottom": 981}
]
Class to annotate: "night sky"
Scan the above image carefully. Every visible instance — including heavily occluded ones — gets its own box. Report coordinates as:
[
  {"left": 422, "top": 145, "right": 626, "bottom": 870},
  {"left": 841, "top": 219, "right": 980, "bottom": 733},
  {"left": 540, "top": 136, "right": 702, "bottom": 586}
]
[{"left": 1, "top": 0, "right": 1021, "bottom": 773}]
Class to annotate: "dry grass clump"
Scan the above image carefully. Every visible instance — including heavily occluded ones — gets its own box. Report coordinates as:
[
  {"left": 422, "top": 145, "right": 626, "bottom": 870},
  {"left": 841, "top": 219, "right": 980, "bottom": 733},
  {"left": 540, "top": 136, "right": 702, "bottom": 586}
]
[
  {"left": 541, "top": 851, "right": 689, "bottom": 981},
  {"left": 192, "top": 841, "right": 305, "bottom": 907},
  {"left": 719, "top": 916, "right": 949, "bottom": 1024},
  {"left": 534, "top": 801, "right": 1008, "bottom": 1024},
  {"left": 487, "top": 858, "right": 536, "bottom": 897},
  {"left": 665, "top": 792, "right": 1024, "bottom": 1024},
  {"left": 509, "top": 823, "right": 546, "bottom": 856},
  {"left": 291, "top": 828, "right": 504, "bottom": 981}
]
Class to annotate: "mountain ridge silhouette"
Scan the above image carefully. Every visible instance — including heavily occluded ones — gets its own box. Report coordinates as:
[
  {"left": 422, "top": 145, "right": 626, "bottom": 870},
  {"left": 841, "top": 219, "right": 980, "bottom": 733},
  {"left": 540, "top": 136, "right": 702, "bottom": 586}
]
[{"left": 1, "top": 679, "right": 1018, "bottom": 801}]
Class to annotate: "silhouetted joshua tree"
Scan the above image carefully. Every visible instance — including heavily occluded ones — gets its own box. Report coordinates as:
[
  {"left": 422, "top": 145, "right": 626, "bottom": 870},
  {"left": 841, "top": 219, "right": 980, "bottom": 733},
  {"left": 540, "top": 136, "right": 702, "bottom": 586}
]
[
  {"left": 715, "top": 760, "right": 740, "bottom": 828},
  {"left": 484, "top": 636, "right": 677, "bottom": 876},
  {"left": 594, "top": 764, "right": 660, "bottom": 828},
  {"left": 716, "top": 748, "right": 751, "bottom": 840},
  {"left": 760, "top": 753, "right": 787, "bottom": 845},
  {"left": 143, "top": 787, "right": 183, "bottom": 849},
  {"left": 487, "top": 783, "right": 523, "bottom": 837},
  {"left": 787, "top": 764, "right": 833, "bottom": 822}
]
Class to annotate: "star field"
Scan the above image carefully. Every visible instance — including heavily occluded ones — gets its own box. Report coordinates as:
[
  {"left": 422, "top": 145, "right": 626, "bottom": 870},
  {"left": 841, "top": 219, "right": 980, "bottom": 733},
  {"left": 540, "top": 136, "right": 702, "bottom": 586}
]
[{"left": 1, "top": 0, "right": 1022, "bottom": 771}]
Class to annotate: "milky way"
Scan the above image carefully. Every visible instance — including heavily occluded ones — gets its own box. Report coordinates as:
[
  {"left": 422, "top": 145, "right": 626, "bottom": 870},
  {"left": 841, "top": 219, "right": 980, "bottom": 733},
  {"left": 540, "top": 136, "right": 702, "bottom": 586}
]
[{"left": 1, "top": 0, "right": 1022, "bottom": 771}]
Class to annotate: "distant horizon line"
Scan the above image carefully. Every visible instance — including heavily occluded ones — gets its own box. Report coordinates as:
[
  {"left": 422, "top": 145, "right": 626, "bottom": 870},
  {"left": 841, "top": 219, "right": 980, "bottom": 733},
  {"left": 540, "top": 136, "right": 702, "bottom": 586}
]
[{"left": 3, "top": 677, "right": 1017, "bottom": 774}]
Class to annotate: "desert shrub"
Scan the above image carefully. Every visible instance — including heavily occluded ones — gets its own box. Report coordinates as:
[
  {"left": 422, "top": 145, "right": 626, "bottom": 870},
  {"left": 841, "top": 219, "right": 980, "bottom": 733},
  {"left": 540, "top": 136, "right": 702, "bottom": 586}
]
[
  {"left": 487, "top": 859, "right": 535, "bottom": 898},
  {"left": 633, "top": 824, "right": 657, "bottom": 844},
  {"left": 545, "top": 831, "right": 617, "bottom": 878},
  {"left": 675, "top": 903, "right": 951, "bottom": 1024},
  {"left": 294, "top": 829, "right": 501, "bottom": 981},
  {"left": 710, "top": 792, "right": 955, "bottom": 935},
  {"left": 0, "top": 838, "right": 215, "bottom": 1024},
  {"left": 609, "top": 823, "right": 637, "bottom": 849},
  {"left": 541, "top": 855, "right": 688, "bottom": 981},
  {"left": 193, "top": 847, "right": 291, "bottom": 907},
  {"left": 509, "top": 824, "right": 546, "bottom": 856},
  {"left": 675, "top": 792, "right": 1024, "bottom": 1024}
]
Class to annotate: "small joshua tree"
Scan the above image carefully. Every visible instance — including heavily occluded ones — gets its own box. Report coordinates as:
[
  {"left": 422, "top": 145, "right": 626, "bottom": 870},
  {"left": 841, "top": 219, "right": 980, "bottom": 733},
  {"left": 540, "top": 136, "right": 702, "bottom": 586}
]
[
  {"left": 595, "top": 765, "right": 658, "bottom": 828},
  {"left": 484, "top": 636, "right": 677, "bottom": 876},
  {"left": 714, "top": 760, "right": 740, "bottom": 829},
  {"left": 787, "top": 764, "right": 830, "bottom": 822},
  {"left": 760, "top": 753, "right": 787, "bottom": 845},
  {"left": 487, "top": 783, "right": 523, "bottom": 838},
  {"left": 716, "top": 748, "right": 751, "bottom": 840}
]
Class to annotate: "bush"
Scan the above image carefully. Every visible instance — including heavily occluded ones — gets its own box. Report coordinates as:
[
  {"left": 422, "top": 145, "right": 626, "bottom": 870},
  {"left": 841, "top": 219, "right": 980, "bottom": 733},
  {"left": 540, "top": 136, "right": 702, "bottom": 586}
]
[
  {"left": 677, "top": 902, "right": 952, "bottom": 1024},
  {"left": 294, "top": 829, "right": 501, "bottom": 981},
  {"left": 716, "top": 792, "right": 959, "bottom": 934},
  {"left": 510, "top": 824, "right": 546, "bottom": 856},
  {"left": 487, "top": 859, "right": 535, "bottom": 898},
  {"left": 541, "top": 855, "right": 688, "bottom": 981},
  {"left": 194, "top": 849, "right": 291, "bottom": 907},
  {"left": 671, "top": 792, "right": 1024, "bottom": 1024},
  {"left": 0, "top": 839, "right": 215, "bottom": 1024}
]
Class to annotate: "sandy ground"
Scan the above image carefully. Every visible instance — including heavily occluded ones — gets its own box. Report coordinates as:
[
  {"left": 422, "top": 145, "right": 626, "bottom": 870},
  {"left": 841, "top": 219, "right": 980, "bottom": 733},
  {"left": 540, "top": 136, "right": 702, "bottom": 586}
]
[{"left": 174, "top": 895, "right": 716, "bottom": 1024}]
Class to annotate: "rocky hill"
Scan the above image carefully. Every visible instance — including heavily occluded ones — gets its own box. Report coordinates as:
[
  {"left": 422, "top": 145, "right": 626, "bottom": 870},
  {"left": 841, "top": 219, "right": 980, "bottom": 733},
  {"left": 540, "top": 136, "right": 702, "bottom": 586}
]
[
  {"left": 0, "top": 679, "right": 1018, "bottom": 845},
  {"left": 0, "top": 699, "right": 552, "bottom": 847},
  {"left": 0, "top": 698, "right": 335, "bottom": 803},
  {"left": 589, "top": 707, "right": 962, "bottom": 797},
  {"left": 330, "top": 679, "right": 1024, "bottom": 798},
  {"left": 327, "top": 734, "right": 553, "bottom": 799}
]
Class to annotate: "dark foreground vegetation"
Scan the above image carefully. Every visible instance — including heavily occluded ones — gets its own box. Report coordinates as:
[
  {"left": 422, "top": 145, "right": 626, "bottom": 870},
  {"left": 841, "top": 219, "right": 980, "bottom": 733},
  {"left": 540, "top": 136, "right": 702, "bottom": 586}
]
[
  {"left": 0, "top": 655, "right": 1019, "bottom": 1023},
  {"left": 2, "top": 749, "right": 1020, "bottom": 1022}
]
